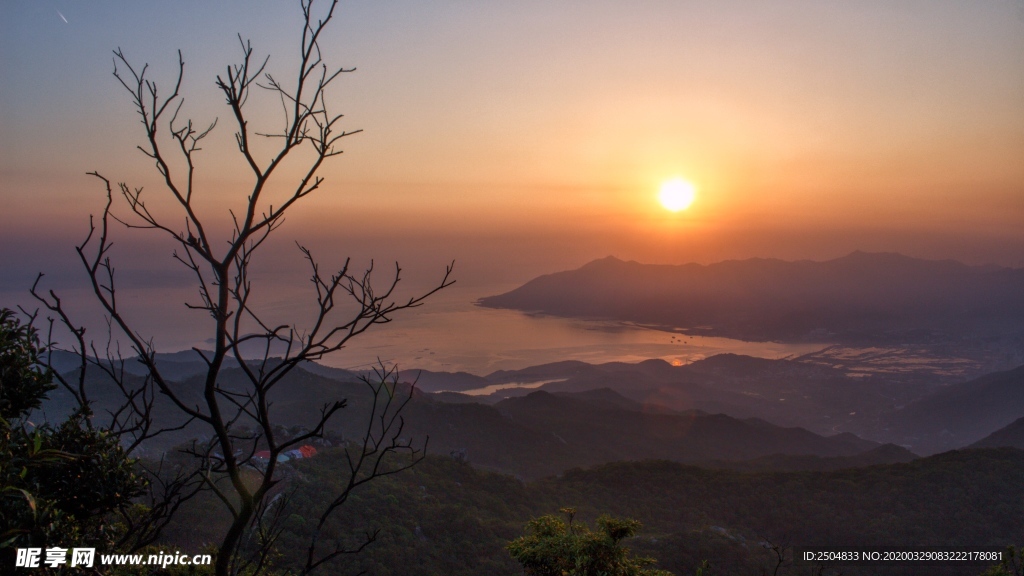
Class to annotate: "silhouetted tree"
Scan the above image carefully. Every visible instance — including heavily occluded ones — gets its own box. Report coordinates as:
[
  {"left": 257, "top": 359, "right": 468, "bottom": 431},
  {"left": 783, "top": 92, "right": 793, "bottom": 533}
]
[
  {"left": 30, "top": 1, "right": 451, "bottom": 574},
  {"left": 0, "top": 308, "right": 145, "bottom": 570}
]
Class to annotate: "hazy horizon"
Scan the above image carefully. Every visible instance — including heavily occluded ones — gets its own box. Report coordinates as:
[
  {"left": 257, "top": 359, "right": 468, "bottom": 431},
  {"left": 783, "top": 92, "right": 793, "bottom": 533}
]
[{"left": 3, "top": 1, "right": 1023, "bottom": 345}]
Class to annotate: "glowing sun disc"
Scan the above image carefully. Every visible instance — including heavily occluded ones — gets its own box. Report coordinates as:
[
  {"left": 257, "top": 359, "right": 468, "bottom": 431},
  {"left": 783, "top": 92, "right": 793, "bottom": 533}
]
[{"left": 659, "top": 179, "right": 696, "bottom": 212}]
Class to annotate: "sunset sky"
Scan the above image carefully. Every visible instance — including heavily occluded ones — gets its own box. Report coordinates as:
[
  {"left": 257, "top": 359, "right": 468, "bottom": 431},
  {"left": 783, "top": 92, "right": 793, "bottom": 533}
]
[{"left": 2, "top": 0, "right": 1023, "bottom": 317}]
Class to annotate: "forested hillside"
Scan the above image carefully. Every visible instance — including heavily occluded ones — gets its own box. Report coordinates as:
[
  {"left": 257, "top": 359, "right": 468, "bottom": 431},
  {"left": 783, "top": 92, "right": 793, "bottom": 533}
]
[{"left": 159, "top": 448, "right": 1024, "bottom": 575}]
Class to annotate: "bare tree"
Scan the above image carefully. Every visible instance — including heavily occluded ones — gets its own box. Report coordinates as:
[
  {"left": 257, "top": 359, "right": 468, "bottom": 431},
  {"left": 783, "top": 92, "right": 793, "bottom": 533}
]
[{"left": 30, "top": 1, "right": 452, "bottom": 574}]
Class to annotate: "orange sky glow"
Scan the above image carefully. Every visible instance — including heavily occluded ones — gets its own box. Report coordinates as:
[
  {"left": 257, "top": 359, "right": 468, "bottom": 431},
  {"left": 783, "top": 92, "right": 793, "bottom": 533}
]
[{"left": 2, "top": 0, "right": 1023, "bottom": 308}]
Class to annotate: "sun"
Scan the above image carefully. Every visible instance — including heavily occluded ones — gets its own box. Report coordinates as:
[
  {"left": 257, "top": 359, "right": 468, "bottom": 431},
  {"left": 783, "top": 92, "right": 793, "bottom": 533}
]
[{"left": 658, "top": 178, "right": 697, "bottom": 212}]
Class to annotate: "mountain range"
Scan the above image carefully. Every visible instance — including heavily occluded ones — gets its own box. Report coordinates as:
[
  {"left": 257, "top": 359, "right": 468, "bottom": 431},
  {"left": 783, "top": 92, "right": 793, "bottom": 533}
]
[
  {"left": 477, "top": 252, "right": 1024, "bottom": 345},
  {"left": 42, "top": 357, "right": 921, "bottom": 479},
  {"left": 404, "top": 354, "right": 1024, "bottom": 455},
  {"left": 43, "top": 348, "right": 1024, "bottom": 463}
]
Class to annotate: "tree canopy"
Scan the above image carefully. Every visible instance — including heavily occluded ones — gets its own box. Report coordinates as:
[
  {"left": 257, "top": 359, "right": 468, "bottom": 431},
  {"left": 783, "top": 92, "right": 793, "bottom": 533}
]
[
  {"left": 0, "top": 309, "right": 144, "bottom": 568},
  {"left": 507, "top": 507, "right": 674, "bottom": 576}
]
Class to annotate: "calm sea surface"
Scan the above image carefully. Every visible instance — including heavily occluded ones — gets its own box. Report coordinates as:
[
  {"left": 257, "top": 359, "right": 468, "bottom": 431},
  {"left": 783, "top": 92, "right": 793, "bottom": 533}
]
[{"left": 317, "top": 285, "right": 825, "bottom": 375}]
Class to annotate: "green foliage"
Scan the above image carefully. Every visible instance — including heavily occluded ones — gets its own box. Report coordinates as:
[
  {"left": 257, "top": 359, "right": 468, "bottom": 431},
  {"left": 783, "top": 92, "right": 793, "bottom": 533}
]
[
  {"left": 507, "top": 507, "right": 674, "bottom": 576},
  {"left": 0, "top": 308, "right": 145, "bottom": 568},
  {"left": 981, "top": 546, "right": 1023, "bottom": 576},
  {"left": 0, "top": 308, "right": 55, "bottom": 420}
]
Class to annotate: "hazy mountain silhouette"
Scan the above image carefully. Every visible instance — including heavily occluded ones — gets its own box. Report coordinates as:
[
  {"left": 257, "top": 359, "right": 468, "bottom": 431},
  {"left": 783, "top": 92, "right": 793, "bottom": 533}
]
[
  {"left": 885, "top": 364, "right": 1024, "bottom": 454},
  {"left": 411, "top": 354, "right": 944, "bottom": 450},
  {"left": 969, "top": 416, "right": 1024, "bottom": 450},
  {"left": 399, "top": 368, "right": 490, "bottom": 392},
  {"left": 399, "top": 387, "right": 900, "bottom": 478},
  {"left": 40, "top": 363, "right": 901, "bottom": 478},
  {"left": 42, "top": 349, "right": 1020, "bottom": 466},
  {"left": 477, "top": 252, "right": 1024, "bottom": 344}
]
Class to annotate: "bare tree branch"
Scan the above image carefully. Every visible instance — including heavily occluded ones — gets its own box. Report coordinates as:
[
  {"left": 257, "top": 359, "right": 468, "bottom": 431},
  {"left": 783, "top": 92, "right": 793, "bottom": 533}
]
[{"left": 30, "top": 1, "right": 450, "bottom": 574}]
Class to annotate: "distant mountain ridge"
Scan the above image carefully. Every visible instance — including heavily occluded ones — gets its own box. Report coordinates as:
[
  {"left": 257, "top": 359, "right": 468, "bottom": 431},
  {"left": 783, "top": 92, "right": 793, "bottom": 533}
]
[
  {"left": 970, "top": 417, "right": 1024, "bottom": 450},
  {"left": 411, "top": 353, "right": 1024, "bottom": 455},
  {"left": 44, "top": 347, "right": 1022, "bottom": 458},
  {"left": 477, "top": 251, "right": 1024, "bottom": 343},
  {"left": 883, "top": 364, "right": 1024, "bottom": 454},
  {"left": 40, "top": 362, "right": 904, "bottom": 479}
]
